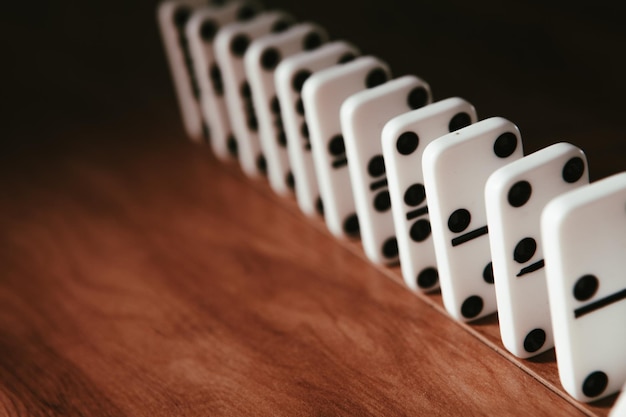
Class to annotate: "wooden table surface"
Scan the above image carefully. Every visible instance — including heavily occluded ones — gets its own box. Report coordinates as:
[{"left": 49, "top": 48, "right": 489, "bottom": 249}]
[{"left": 2, "top": 0, "right": 625, "bottom": 415}]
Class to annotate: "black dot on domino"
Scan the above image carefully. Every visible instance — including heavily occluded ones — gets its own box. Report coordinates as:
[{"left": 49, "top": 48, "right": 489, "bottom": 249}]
[
  {"left": 523, "top": 328, "right": 546, "bottom": 353},
  {"left": 271, "top": 19, "right": 292, "bottom": 33},
  {"left": 328, "top": 135, "right": 345, "bottom": 156},
  {"left": 407, "top": 86, "right": 429, "bottom": 110},
  {"left": 241, "top": 82, "right": 251, "bottom": 97},
  {"left": 301, "top": 122, "right": 309, "bottom": 138},
  {"left": 210, "top": 64, "right": 223, "bottom": 96},
  {"left": 404, "top": 183, "right": 426, "bottom": 206},
  {"left": 396, "top": 132, "right": 419, "bottom": 155},
  {"left": 493, "top": 132, "right": 518, "bottom": 158},
  {"left": 296, "top": 98, "right": 305, "bottom": 115},
  {"left": 338, "top": 53, "right": 356, "bottom": 64},
  {"left": 303, "top": 32, "right": 323, "bottom": 51},
  {"left": 448, "top": 208, "right": 471, "bottom": 233},
  {"left": 227, "top": 135, "right": 238, "bottom": 156},
  {"left": 483, "top": 262, "right": 494, "bottom": 284},
  {"left": 236, "top": 5, "right": 257, "bottom": 21},
  {"left": 286, "top": 172, "right": 295, "bottom": 190},
  {"left": 508, "top": 181, "right": 532, "bottom": 207},
  {"left": 573, "top": 274, "right": 599, "bottom": 301},
  {"left": 382, "top": 237, "right": 398, "bottom": 259},
  {"left": 200, "top": 20, "right": 218, "bottom": 41},
  {"left": 256, "top": 154, "right": 267, "bottom": 174},
  {"left": 582, "top": 371, "right": 608, "bottom": 398},
  {"left": 315, "top": 196, "right": 324, "bottom": 217},
  {"left": 277, "top": 131, "right": 287, "bottom": 147},
  {"left": 562, "top": 157, "right": 585, "bottom": 183},
  {"left": 365, "top": 68, "right": 388, "bottom": 88},
  {"left": 261, "top": 48, "right": 281, "bottom": 70},
  {"left": 461, "top": 295, "right": 483, "bottom": 319},
  {"left": 231, "top": 34, "right": 250, "bottom": 57},
  {"left": 374, "top": 191, "right": 391, "bottom": 212},
  {"left": 247, "top": 115, "right": 258, "bottom": 130},
  {"left": 448, "top": 112, "right": 472, "bottom": 132},
  {"left": 513, "top": 237, "right": 536, "bottom": 263},
  {"left": 367, "top": 155, "right": 385, "bottom": 177},
  {"left": 417, "top": 268, "right": 438, "bottom": 290},
  {"left": 410, "top": 219, "right": 431, "bottom": 242},
  {"left": 173, "top": 6, "right": 191, "bottom": 27},
  {"left": 270, "top": 96, "right": 280, "bottom": 114},
  {"left": 292, "top": 70, "right": 312, "bottom": 92},
  {"left": 343, "top": 213, "right": 360, "bottom": 237}
]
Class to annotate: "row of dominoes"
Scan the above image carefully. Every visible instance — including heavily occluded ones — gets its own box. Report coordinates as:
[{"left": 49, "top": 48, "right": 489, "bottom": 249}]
[{"left": 157, "top": 0, "right": 626, "bottom": 408}]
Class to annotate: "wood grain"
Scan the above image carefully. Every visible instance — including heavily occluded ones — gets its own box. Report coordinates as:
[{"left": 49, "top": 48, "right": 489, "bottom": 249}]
[
  {"left": 2, "top": 0, "right": 624, "bottom": 415},
  {"left": 0, "top": 119, "right": 597, "bottom": 416}
]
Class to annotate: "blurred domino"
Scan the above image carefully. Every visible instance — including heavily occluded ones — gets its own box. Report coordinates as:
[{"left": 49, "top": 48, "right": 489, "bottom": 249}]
[
  {"left": 422, "top": 117, "right": 523, "bottom": 322},
  {"left": 302, "top": 56, "right": 391, "bottom": 238},
  {"left": 341, "top": 76, "right": 432, "bottom": 265},
  {"left": 186, "top": 1, "right": 262, "bottom": 157},
  {"left": 214, "top": 12, "right": 295, "bottom": 177},
  {"left": 382, "top": 97, "right": 476, "bottom": 291},
  {"left": 543, "top": 172, "right": 626, "bottom": 402},
  {"left": 245, "top": 23, "right": 328, "bottom": 195},
  {"left": 158, "top": 0, "right": 214, "bottom": 142},
  {"left": 275, "top": 41, "right": 360, "bottom": 216}
]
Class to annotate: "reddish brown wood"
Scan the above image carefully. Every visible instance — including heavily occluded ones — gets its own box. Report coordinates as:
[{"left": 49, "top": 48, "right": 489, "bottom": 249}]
[{"left": 0, "top": 120, "right": 600, "bottom": 416}]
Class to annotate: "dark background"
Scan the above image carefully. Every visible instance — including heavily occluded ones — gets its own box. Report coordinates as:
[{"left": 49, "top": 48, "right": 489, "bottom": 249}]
[{"left": 3, "top": 0, "right": 626, "bottom": 180}]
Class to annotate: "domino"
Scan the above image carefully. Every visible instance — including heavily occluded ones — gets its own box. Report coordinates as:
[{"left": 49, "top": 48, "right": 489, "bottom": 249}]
[
  {"left": 422, "top": 117, "right": 524, "bottom": 322},
  {"left": 341, "top": 76, "right": 432, "bottom": 265},
  {"left": 214, "top": 12, "right": 295, "bottom": 177},
  {"left": 486, "top": 143, "right": 589, "bottom": 358},
  {"left": 302, "top": 56, "right": 391, "bottom": 238},
  {"left": 382, "top": 97, "right": 477, "bottom": 291},
  {"left": 274, "top": 41, "right": 360, "bottom": 216},
  {"left": 542, "top": 172, "right": 626, "bottom": 402},
  {"left": 245, "top": 23, "right": 329, "bottom": 195},
  {"left": 186, "top": 1, "right": 262, "bottom": 158},
  {"left": 157, "top": 0, "right": 211, "bottom": 142}
]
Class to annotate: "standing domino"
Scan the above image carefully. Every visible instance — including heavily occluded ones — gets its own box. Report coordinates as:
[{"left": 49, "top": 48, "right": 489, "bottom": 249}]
[
  {"left": 382, "top": 98, "right": 477, "bottom": 291},
  {"left": 542, "top": 172, "right": 626, "bottom": 402},
  {"left": 186, "top": 1, "right": 262, "bottom": 158},
  {"left": 275, "top": 42, "right": 360, "bottom": 216},
  {"left": 245, "top": 23, "right": 328, "bottom": 195},
  {"left": 157, "top": 0, "right": 211, "bottom": 142},
  {"left": 341, "top": 76, "right": 432, "bottom": 265},
  {"left": 302, "top": 57, "right": 391, "bottom": 238},
  {"left": 214, "top": 12, "right": 295, "bottom": 177},
  {"left": 422, "top": 117, "right": 523, "bottom": 322},
  {"left": 486, "top": 143, "right": 588, "bottom": 358}
]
